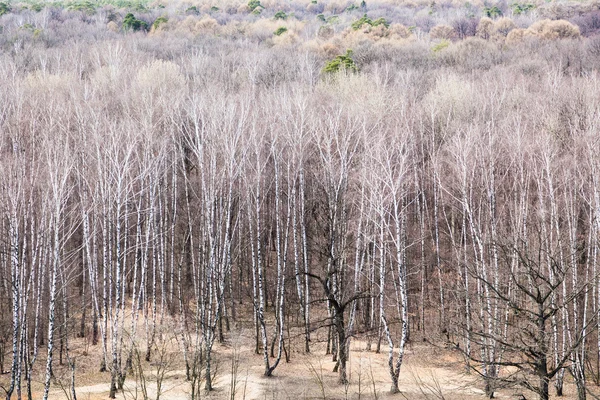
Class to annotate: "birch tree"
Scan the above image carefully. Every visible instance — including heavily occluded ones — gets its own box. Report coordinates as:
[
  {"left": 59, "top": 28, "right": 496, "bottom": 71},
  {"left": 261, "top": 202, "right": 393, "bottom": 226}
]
[
  {"left": 367, "top": 117, "right": 412, "bottom": 394},
  {"left": 41, "top": 124, "right": 74, "bottom": 400}
]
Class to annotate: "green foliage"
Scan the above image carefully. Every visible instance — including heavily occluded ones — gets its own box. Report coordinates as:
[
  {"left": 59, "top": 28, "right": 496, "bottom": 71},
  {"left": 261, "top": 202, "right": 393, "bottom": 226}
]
[
  {"left": 248, "top": 0, "right": 263, "bottom": 12},
  {"left": 123, "top": 13, "right": 148, "bottom": 31},
  {"left": 19, "top": 0, "right": 154, "bottom": 12},
  {"left": 66, "top": 0, "right": 150, "bottom": 9},
  {"left": 351, "top": 14, "right": 370, "bottom": 30},
  {"left": 82, "top": 0, "right": 142, "bottom": 10},
  {"left": 28, "top": 3, "right": 44, "bottom": 12},
  {"left": 431, "top": 39, "right": 449, "bottom": 52},
  {"left": 327, "top": 15, "right": 339, "bottom": 23},
  {"left": 186, "top": 6, "right": 199, "bottom": 14},
  {"left": 210, "top": 6, "right": 219, "bottom": 12},
  {"left": 317, "top": 13, "right": 326, "bottom": 22},
  {"left": 351, "top": 14, "right": 389, "bottom": 30},
  {"left": 20, "top": 23, "right": 42, "bottom": 37},
  {"left": 67, "top": 1, "right": 97, "bottom": 14},
  {"left": 107, "top": 0, "right": 148, "bottom": 12},
  {"left": 311, "top": 0, "right": 317, "bottom": 3},
  {"left": 152, "top": 16, "right": 167, "bottom": 30},
  {"left": 511, "top": 2, "right": 535, "bottom": 15},
  {"left": 131, "top": 2, "right": 147, "bottom": 12},
  {"left": 360, "top": 0, "right": 366, "bottom": 10},
  {"left": 372, "top": 17, "right": 389, "bottom": 27},
  {"left": 0, "top": 2, "right": 10, "bottom": 16},
  {"left": 274, "top": 26, "right": 287, "bottom": 36},
  {"left": 483, "top": 5, "right": 502, "bottom": 18},
  {"left": 346, "top": 3, "right": 359, "bottom": 11},
  {"left": 322, "top": 49, "right": 358, "bottom": 74},
  {"left": 274, "top": 10, "right": 287, "bottom": 20}
]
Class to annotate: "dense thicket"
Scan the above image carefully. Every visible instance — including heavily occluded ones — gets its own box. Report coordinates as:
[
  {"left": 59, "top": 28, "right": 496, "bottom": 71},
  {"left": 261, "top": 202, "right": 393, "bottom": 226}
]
[{"left": 2, "top": 1, "right": 600, "bottom": 399}]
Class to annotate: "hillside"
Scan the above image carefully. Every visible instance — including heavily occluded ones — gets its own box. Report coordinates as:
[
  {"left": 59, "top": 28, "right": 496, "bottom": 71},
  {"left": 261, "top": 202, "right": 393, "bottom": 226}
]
[{"left": 2, "top": 1, "right": 600, "bottom": 400}]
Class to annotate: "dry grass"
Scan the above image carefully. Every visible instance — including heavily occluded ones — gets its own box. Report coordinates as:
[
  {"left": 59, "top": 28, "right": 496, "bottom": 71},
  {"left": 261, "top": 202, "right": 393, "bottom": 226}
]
[{"left": 4, "top": 322, "right": 596, "bottom": 400}]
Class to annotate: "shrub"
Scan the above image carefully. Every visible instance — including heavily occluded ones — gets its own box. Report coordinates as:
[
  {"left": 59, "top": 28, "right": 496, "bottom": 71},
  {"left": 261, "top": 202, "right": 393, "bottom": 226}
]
[
  {"left": 179, "top": 15, "right": 219, "bottom": 34},
  {"left": 322, "top": 49, "right": 358, "bottom": 73},
  {"left": 319, "top": 42, "right": 342, "bottom": 57},
  {"left": 352, "top": 23, "right": 389, "bottom": 40},
  {"left": 372, "top": 17, "right": 389, "bottom": 28},
  {"left": 476, "top": 16, "right": 494, "bottom": 39},
  {"left": 494, "top": 17, "right": 516, "bottom": 36},
  {"left": 123, "top": 13, "right": 148, "bottom": 31},
  {"left": 430, "top": 24, "right": 457, "bottom": 40},
  {"left": 548, "top": 20, "right": 581, "bottom": 39},
  {"left": 0, "top": 2, "right": 9, "bottom": 16},
  {"left": 528, "top": 19, "right": 580, "bottom": 39},
  {"left": 248, "top": 0, "right": 264, "bottom": 12},
  {"left": 511, "top": 2, "right": 535, "bottom": 15},
  {"left": 352, "top": 14, "right": 371, "bottom": 29},
  {"left": 432, "top": 39, "right": 450, "bottom": 52},
  {"left": 273, "top": 30, "right": 299, "bottom": 46},
  {"left": 28, "top": 3, "right": 44, "bottom": 12},
  {"left": 317, "top": 13, "right": 326, "bottom": 22},
  {"left": 274, "top": 11, "right": 287, "bottom": 20},
  {"left": 20, "top": 23, "right": 43, "bottom": 37},
  {"left": 152, "top": 16, "right": 168, "bottom": 31},
  {"left": 318, "top": 24, "right": 334, "bottom": 39},
  {"left": 274, "top": 26, "right": 287, "bottom": 36},
  {"left": 451, "top": 37, "right": 501, "bottom": 70},
  {"left": 351, "top": 14, "right": 389, "bottom": 30},
  {"left": 67, "top": 1, "right": 96, "bottom": 14},
  {"left": 390, "top": 23, "right": 411, "bottom": 39},
  {"left": 506, "top": 27, "right": 526, "bottom": 44},
  {"left": 186, "top": 6, "right": 199, "bottom": 15},
  {"left": 483, "top": 6, "right": 502, "bottom": 18},
  {"left": 107, "top": 21, "right": 119, "bottom": 32}
]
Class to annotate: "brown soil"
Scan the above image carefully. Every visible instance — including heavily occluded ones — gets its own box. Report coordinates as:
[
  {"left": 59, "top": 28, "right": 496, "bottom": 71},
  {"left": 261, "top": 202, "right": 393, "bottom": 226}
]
[
  {"left": 16, "top": 336, "right": 595, "bottom": 399},
  {"left": 1, "top": 313, "right": 595, "bottom": 400}
]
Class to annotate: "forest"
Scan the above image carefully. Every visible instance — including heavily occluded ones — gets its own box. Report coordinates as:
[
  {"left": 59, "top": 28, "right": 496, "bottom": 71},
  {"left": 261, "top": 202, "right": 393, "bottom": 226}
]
[{"left": 1, "top": 0, "right": 600, "bottom": 399}]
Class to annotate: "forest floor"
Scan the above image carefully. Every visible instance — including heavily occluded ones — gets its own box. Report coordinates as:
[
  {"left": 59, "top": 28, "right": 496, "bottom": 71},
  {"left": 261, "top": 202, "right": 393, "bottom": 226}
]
[
  {"left": 2, "top": 303, "right": 596, "bottom": 400},
  {"left": 7, "top": 324, "right": 593, "bottom": 400}
]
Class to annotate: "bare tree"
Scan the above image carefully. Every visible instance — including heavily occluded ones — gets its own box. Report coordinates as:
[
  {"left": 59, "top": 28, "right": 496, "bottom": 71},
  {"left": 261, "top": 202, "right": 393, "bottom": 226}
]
[
  {"left": 366, "top": 117, "right": 412, "bottom": 394},
  {"left": 42, "top": 125, "right": 75, "bottom": 400}
]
